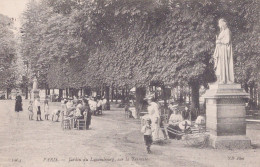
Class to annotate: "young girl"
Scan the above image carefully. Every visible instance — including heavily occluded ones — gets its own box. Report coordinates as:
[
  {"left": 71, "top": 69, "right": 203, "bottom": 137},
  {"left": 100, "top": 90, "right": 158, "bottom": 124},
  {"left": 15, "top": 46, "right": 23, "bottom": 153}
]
[
  {"left": 141, "top": 119, "right": 153, "bottom": 154},
  {"left": 28, "top": 101, "right": 33, "bottom": 120}
]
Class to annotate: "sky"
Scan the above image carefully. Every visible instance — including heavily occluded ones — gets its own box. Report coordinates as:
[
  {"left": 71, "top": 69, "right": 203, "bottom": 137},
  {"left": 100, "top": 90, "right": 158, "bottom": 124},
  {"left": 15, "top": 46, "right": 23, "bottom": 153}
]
[{"left": 0, "top": 0, "right": 29, "bottom": 27}]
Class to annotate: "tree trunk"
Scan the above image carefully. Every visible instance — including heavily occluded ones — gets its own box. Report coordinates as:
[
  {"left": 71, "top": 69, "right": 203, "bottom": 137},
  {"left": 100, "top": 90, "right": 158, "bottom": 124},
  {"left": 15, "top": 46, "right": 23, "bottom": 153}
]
[
  {"left": 176, "top": 86, "right": 179, "bottom": 102},
  {"left": 188, "top": 86, "right": 191, "bottom": 104},
  {"left": 253, "top": 86, "right": 257, "bottom": 107},
  {"left": 190, "top": 81, "right": 200, "bottom": 119},
  {"left": 100, "top": 86, "right": 103, "bottom": 97},
  {"left": 244, "top": 83, "right": 249, "bottom": 93},
  {"left": 179, "top": 85, "right": 184, "bottom": 104},
  {"left": 161, "top": 85, "right": 167, "bottom": 108},
  {"left": 82, "top": 88, "right": 85, "bottom": 97},
  {"left": 135, "top": 87, "right": 146, "bottom": 119},
  {"left": 115, "top": 88, "right": 118, "bottom": 103},
  {"left": 257, "top": 86, "right": 260, "bottom": 109},
  {"left": 111, "top": 85, "right": 114, "bottom": 102},
  {"left": 80, "top": 88, "right": 83, "bottom": 97},
  {"left": 173, "top": 87, "right": 177, "bottom": 101},
  {"left": 25, "top": 87, "right": 28, "bottom": 99},
  {"left": 6, "top": 88, "right": 10, "bottom": 99},
  {"left": 249, "top": 84, "right": 254, "bottom": 100},
  {"left": 59, "top": 89, "right": 63, "bottom": 101},
  {"left": 105, "top": 86, "right": 110, "bottom": 110},
  {"left": 125, "top": 85, "right": 130, "bottom": 103},
  {"left": 66, "top": 88, "right": 68, "bottom": 98},
  {"left": 122, "top": 88, "right": 125, "bottom": 104}
]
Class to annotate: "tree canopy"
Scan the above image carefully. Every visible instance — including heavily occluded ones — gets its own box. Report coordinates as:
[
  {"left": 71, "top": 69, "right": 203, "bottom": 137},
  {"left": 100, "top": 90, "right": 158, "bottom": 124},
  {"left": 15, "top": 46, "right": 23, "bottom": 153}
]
[
  {"left": 0, "top": 14, "right": 17, "bottom": 90},
  {"left": 20, "top": 0, "right": 259, "bottom": 96}
]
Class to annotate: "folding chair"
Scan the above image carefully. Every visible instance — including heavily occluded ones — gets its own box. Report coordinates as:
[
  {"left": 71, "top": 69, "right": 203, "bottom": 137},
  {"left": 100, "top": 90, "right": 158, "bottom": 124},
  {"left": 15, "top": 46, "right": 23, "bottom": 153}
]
[
  {"left": 76, "top": 113, "right": 87, "bottom": 130},
  {"left": 61, "top": 111, "right": 71, "bottom": 130},
  {"left": 76, "top": 119, "right": 86, "bottom": 130}
]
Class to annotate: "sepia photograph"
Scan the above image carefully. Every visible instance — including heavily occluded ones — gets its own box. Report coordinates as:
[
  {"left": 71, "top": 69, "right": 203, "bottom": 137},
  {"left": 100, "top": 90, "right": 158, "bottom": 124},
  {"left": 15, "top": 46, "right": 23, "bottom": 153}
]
[{"left": 0, "top": 0, "right": 259, "bottom": 167}]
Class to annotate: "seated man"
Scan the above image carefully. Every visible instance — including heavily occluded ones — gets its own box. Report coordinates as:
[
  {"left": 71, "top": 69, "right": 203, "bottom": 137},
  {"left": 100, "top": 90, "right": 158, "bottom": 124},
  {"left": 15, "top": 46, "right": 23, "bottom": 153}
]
[{"left": 51, "top": 109, "right": 61, "bottom": 122}]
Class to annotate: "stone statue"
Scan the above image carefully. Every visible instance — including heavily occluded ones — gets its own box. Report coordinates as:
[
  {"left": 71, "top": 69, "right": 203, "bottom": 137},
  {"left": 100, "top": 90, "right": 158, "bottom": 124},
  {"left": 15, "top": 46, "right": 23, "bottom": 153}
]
[
  {"left": 213, "top": 18, "right": 235, "bottom": 84},
  {"left": 32, "top": 76, "right": 38, "bottom": 90}
]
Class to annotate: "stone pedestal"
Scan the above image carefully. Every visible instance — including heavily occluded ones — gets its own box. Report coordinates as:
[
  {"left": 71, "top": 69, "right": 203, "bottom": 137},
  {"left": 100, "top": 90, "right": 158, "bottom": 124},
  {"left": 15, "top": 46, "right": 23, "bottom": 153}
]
[
  {"left": 203, "top": 83, "right": 251, "bottom": 149},
  {"left": 31, "top": 89, "right": 39, "bottom": 101}
]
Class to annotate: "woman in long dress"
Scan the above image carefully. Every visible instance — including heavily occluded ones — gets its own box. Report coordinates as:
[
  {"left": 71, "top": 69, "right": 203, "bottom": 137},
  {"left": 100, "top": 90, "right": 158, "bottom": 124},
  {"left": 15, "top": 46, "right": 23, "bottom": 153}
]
[
  {"left": 213, "top": 18, "right": 234, "bottom": 84},
  {"left": 15, "top": 95, "right": 23, "bottom": 112},
  {"left": 147, "top": 96, "right": 160, "bottom": 141}
]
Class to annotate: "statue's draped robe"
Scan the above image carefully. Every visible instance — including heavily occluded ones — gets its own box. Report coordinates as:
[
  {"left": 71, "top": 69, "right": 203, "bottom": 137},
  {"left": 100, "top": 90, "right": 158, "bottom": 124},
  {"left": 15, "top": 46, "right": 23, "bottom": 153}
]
[{"left": 213, "top": 28, "right": 234, "bottom": 83}]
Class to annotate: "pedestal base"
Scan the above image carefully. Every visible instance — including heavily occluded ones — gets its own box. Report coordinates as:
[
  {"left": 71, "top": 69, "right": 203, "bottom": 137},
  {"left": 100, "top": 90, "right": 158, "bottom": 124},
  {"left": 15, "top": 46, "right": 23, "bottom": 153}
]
[
  {"left": 209, "top": 134, "right": 251, "bottom": 149},
  {"left": 31, "top": 90, "right": 39, "bottom": 101},
  {"left": 203, "top": 83, "right": 251, "bottom": 149}
]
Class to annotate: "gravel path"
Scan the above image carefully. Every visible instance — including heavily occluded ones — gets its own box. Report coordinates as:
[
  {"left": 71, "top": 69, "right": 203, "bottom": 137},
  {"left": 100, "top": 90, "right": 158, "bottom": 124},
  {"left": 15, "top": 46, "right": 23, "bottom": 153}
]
[{"left": 0, "top": 100, "right": 259, "bottom": 167}]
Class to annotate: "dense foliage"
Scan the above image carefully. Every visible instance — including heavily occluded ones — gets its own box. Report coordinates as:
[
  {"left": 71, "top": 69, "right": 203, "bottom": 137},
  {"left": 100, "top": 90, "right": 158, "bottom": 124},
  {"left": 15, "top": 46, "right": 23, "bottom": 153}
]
[
  {"left": 0, "top": 14, "right": 17, "bottom": 91},
  {"left": 20, "top": 0, "right": 259, "bottom": 108}
]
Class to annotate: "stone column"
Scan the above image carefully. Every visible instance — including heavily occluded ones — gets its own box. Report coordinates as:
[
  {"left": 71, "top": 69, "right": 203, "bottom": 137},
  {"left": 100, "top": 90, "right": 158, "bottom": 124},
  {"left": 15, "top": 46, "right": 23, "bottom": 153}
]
[
  {"left": 203, "top": 83, "right": 251, "bottom": 149},
  {"left": 31, "top": 77, "right": 39, "bottom": 101}
]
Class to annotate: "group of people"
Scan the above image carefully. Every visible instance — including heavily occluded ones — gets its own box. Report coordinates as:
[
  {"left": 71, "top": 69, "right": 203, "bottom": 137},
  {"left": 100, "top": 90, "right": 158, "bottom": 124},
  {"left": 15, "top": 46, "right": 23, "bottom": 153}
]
[
  {"left": 167, "top": 104, "right": 192, "bottom": 139},
  {"left": 26, "top": 96, "right": 96, "bottom": 129},
  {"left": 14, "top": 94, "right": 50, "bottom": 121},
  {"left": 167, "top": 103, "right": 206, "bottom": 139},
  {"left": 27, "top": 96, "right": 51, "bottom": 121},
  {"left": 17, "top": 93, "right": 106, "bottom": 130},
  {"left": 141, "top": 96, "right": 206, "bottom": 153},
  {"left": 141, "top": 95, "right": 168, "bottom": 154},
  {"left": 62, "top": 98, "right": 92, "bottom": 129}
]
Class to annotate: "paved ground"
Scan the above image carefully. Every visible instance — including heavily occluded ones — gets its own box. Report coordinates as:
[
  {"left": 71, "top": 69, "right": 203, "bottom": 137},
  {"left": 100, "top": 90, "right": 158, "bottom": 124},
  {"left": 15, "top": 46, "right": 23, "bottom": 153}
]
[{"left": 0, "top": 100, "right": 260, "bottom": 167}]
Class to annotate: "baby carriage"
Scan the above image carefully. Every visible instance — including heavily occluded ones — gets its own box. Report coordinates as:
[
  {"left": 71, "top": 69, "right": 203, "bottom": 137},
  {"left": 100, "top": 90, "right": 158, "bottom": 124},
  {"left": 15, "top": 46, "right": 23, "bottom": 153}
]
[{"left": 167, "top": 120, "right": 192, "bottom": 140}]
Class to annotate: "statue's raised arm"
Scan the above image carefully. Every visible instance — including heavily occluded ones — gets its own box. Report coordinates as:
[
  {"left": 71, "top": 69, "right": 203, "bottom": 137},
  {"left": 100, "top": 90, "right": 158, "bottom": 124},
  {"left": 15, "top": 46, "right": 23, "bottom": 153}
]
[{"left": 213, "top": 18, "right": 234, "bottom": 84}]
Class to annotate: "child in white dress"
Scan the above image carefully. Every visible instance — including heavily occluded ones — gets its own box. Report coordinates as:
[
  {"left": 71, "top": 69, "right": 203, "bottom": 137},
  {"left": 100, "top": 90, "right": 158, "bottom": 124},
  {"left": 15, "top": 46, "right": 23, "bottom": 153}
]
[{"left": 28, "top": 101, "right": 33, "bottom": 120}]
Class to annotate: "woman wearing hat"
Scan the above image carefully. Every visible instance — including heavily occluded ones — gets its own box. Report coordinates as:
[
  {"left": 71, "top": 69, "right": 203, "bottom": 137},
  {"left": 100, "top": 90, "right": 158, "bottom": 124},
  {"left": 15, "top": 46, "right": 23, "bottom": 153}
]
[{"left": 146, "top": 95, "right": 161, "bottom": 141}]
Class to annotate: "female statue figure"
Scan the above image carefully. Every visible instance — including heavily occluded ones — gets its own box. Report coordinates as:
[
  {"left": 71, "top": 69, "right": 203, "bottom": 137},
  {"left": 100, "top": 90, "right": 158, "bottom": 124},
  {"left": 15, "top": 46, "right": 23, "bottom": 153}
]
[{"left": 213, "top": 19, "right": 234, "bottom": 84}]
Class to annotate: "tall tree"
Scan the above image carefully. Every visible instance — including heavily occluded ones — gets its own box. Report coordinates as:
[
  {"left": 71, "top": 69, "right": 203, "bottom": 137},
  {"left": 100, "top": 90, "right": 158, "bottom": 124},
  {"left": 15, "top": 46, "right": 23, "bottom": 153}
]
[{"left": 0, "top": 14, "right": 17, "bottom": 96}]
